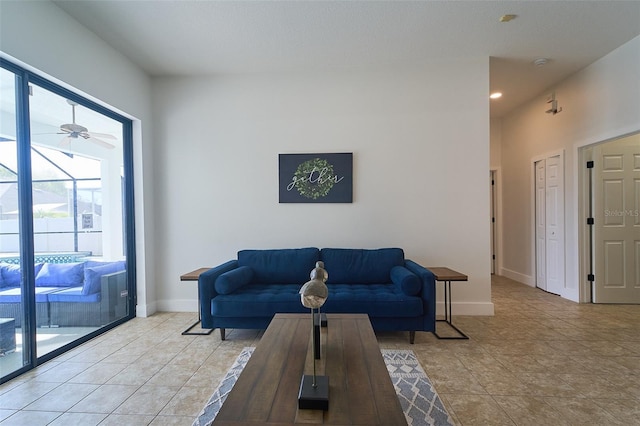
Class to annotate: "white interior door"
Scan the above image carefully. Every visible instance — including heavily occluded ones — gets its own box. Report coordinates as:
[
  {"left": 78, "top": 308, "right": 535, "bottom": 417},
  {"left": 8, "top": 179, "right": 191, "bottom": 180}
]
[
  {"left": 491, "top": 171, "right": 496, "bottom": 274},
  {"left": 593, "top": 135, "right": 640, "bottom": 303},
  {"left": 545, "top": 155, "right": 564, "bottom": 295},
  {"left": 534, "top": 154, "right": 565, "bottom": 295},
  {"left": 535, "top": 160, "right": 547, "bottom": 291}
]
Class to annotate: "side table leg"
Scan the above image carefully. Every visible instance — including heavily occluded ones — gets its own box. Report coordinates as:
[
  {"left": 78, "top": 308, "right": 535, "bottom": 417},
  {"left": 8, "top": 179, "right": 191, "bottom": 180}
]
[
  {"left": 182, "top": 320, "right": 214, "bottom": 336},
  {"left": 182, "top": 284, "right": 214, "bottom": 336},
  {"left": 433, "top": 280, "right": 469, "bottom": 340}
]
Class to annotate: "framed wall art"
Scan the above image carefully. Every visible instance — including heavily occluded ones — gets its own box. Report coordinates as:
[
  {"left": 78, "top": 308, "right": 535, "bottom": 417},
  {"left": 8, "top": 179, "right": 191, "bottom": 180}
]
[{"left": 279, "top": 153, "right": 353, "bottom": 203}]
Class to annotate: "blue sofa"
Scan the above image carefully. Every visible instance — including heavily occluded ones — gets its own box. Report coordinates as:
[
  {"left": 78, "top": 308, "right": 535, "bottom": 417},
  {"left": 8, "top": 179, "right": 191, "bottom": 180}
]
[
  {"left": 0, "top": 260, "right": 127, "bottom": 327},
  {"left": 199, "top": 248, "right": 436, "bottom": 343}
]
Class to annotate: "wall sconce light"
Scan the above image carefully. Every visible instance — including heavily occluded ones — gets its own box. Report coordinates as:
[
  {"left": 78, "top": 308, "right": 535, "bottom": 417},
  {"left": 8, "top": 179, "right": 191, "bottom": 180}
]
[{"left": 545, "top": 92, "right": 563, "bottom": 115}]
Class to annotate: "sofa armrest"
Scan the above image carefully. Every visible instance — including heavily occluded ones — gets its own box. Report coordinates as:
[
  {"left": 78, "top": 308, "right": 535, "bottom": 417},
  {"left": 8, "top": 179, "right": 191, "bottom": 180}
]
[
  {"left": 199, "top": 260, "right": 238, "bottom": 328},
  {"left": 390, "top": 265, "right": 421, "bottom": 296},
  {"left": 404, "top": 260, "right": 436, "bottom": 332}
]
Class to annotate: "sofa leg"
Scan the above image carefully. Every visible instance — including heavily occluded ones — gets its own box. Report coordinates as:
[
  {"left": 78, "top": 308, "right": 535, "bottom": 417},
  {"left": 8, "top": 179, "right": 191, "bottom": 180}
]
[
  {"left": 409, "top": 331, "right": 415, "bottom": 344},
  {"left": 220, "top": 328, "right": 226, "bottom": 341}
]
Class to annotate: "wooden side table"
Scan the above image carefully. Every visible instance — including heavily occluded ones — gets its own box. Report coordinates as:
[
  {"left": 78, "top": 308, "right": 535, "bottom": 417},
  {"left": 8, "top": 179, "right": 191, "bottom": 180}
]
[
  {"left": 181, "top": 267, "right": 213, "bottom": 335},
  {"left": 428, "top": 267, "right": 469, "bottom": 340}
]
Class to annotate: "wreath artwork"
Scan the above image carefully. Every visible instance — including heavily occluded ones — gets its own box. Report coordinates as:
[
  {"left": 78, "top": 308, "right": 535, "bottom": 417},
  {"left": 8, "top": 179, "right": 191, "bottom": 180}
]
[
  {"left": 292, "top": 158, "right": 337, "bottom": 200},
  {"left": 279, "top": 153, "right": 353, "bottom": 203}
]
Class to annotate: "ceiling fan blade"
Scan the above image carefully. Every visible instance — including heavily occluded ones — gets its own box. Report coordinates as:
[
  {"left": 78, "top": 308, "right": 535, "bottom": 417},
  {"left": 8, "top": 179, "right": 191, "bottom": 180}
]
[
  {"left": 88, "top": 136, "right": 115, "bottom": 149},
  {"left": 87, "top": 132, "right": 117, "bottom": 140}
]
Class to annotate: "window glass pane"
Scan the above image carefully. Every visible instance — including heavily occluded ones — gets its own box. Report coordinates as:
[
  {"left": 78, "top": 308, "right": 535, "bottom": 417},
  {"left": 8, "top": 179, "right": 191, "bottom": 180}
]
[{"left": 29, "top": 82, "right": 128, "bottom": 357}]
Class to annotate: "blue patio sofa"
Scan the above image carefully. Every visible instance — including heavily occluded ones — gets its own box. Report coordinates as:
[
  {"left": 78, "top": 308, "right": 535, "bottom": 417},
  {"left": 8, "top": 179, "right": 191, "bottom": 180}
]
[
  {"left": 0, "top": 260, "right": 127, "bottom": 327},
  {"left": 199, "top": 247, "right": 436, "bottom": 343}
]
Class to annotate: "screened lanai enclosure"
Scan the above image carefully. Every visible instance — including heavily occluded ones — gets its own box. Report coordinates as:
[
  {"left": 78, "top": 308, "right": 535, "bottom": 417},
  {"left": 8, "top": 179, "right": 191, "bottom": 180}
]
[{"left": 0, "top": 61, "right": 136, "bottom": 383}]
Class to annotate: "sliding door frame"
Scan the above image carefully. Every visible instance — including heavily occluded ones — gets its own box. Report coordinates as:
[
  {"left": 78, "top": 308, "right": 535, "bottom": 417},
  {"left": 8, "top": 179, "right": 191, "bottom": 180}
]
[{"left": 0, "top": 58, "right": 137, "bottom": 383}]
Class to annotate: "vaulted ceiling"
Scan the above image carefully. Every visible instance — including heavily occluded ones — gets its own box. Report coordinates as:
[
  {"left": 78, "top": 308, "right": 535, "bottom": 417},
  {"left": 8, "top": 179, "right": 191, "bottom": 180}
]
[{"left": 54, "top": 1, "right": 640, "bottom": 117}]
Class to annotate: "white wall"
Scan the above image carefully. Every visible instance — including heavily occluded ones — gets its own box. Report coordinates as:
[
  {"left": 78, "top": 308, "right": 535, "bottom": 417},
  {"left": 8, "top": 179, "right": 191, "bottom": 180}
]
[
  {"left": 0, "top": 1, "right": 156, "bottom": 315},
  {"left": 152, "top": 62, "right": 494, "bottom": 316},
  {"left": 1, "top": 1, "right": 495, "bottom": 317},
  {"left": 500, "top": 36, "right": 640, "bottom": 301},
  {"left": 490, "top": 118, "right": 502, "bottom": 170},
  {"left": 490, "top": 118, "right": 503, "bottom": 275}
]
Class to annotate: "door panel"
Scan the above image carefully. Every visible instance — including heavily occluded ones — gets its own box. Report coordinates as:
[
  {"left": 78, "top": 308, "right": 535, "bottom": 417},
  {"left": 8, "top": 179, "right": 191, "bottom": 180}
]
[
  {"left": 593, "top": 134, "right": 640, "bottom": 303},
  {"left": 545, "top": 155, "right": 564, "bottom": 295},
  {"left": 535, "top": 160, "right": 546, "bottom": 290},
  {"left": 490, "top": 171, "right": 495, "bottom": 274}
]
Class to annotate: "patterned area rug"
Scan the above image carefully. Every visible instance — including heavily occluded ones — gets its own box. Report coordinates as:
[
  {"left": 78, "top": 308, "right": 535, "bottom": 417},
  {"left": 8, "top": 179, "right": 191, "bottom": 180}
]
[{"left": 194, "top": 347, "right": 453, "bottom": 426}]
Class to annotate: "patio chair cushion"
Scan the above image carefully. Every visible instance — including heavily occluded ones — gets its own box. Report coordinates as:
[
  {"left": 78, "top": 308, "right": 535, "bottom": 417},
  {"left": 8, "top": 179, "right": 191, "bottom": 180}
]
[
  {"left": 0, "top": 263, "right": 22, "bottom": 287},
  {"left": 82, "top": 261, "right": 126, "bottom": 295},
  {"left": 36, "top": 262, "right": 85, "bottom": 287}
]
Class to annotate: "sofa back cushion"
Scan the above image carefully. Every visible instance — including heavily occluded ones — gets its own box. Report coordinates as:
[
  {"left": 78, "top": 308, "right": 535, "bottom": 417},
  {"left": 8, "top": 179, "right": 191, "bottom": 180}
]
[
  {"left": 36, "top": 262, "right": 85, "bottom": 287},
  {"left": 238, "top": 248, "right": 320, "bottom": 284},
  {"left": 82, "top": 261, "right": 126, "bottom": 295},
  {"left": 321, "top": 248, "right": 405, "bottom": 284}
]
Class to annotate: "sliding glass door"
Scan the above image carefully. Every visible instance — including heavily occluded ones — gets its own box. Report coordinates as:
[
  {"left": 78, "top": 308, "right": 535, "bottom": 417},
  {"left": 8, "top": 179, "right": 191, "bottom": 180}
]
[
  {"left": 0, "top": 66, "right": 30, "bottom": 379},
  {"left": 0, "top": 60, "right": 135, "bottom": 383}
]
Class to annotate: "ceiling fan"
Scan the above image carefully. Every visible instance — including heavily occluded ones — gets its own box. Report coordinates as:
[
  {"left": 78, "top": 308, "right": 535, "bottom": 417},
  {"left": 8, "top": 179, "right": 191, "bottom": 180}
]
[{"left": 58, "top": 100, "right": 116, "bottom": 149}]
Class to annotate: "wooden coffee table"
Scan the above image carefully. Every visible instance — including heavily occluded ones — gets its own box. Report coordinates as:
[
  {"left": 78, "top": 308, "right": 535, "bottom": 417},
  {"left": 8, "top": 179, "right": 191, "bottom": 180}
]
[{"left": 213, "top": 313, "right": 406, "bottom": 425}]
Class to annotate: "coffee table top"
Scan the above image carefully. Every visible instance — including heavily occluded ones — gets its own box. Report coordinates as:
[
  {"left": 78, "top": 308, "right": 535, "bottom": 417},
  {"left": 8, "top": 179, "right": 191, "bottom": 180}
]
[{"left": 214, "top": 313, "right": 406, "bottom": 425}]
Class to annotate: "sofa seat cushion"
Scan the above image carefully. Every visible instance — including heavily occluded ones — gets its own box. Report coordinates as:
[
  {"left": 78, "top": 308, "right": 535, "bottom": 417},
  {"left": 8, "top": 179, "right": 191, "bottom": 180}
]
[
  {"left": 210, "top": 283, "right": 422, "bottom": 319},
  {"left": 238, "top": 248, "right": 320, "bottom": 284},
  {"left": 320, "top": 248, "right": 405, "bottom": 284},
  {"left": 47, "top": 287, "right": 100, "bottom": 303},
  {"left": 323, "top": 283, "right": 422, "bottom": 317},
  {"left": 0, "top": 286, "right": 61, "bottom": 303},
  {"left": 212, "top": 283, "right": 307, "bottom": 317}
]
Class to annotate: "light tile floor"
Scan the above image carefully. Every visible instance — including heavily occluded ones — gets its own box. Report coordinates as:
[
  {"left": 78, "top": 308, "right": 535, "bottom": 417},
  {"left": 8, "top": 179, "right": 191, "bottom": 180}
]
[{"left": 1, "top": 275, "right": 639, "bottom": 425}]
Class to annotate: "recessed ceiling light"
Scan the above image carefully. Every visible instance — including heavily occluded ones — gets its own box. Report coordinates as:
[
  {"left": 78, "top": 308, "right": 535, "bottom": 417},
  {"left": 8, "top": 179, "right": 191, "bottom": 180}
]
[
  {"left": 490, "top": 92, "right": 503, "bottom": 99},
  {"left": 499, "top": 14, "right": 517, "bottom": 23}
]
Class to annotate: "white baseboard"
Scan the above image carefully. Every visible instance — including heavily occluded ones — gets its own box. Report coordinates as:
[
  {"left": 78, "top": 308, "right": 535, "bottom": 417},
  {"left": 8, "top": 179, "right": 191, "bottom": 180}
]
[
  {"left": 135, "top": 301, "right": 157, "bottom": 318},
  {"left": 500, "top": 268, "right": 535, "bottom": 287},
  {"left": 437, "top": 301, "right": 494, "bottom": 316},
  {"left": 148, "top": 300, "right": 494, "bottom": 317}
]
